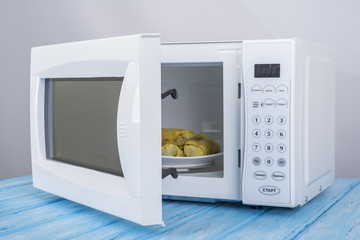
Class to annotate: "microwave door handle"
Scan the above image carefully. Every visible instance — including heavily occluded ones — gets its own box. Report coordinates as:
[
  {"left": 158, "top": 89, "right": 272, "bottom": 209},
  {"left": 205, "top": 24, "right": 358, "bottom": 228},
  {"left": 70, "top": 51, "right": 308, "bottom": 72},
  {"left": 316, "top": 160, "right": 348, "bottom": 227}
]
[
  {"left": 161, "top": 88, "right": 178, "bottom": 100},
  {"left": 162, "top": 168, "right": 178, "bottom": 179}
]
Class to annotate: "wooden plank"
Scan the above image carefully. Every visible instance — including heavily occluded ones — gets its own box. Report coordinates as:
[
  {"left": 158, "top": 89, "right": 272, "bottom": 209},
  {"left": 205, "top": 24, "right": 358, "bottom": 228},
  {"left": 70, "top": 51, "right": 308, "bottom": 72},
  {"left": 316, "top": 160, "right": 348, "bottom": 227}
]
[
  {"left": 0, "top": 200, "right": 218, "bottom": 239},
  {"left": 218, "top": 178, "right": 360, "bottom": 240},
  {"left": 0, "top": 200, "right": 89, "bottom": 237},
  {"left": 0, "top": 191, "right": 62, "bottom": 217},
  {"left": 0, "top": 181, "right": 53, "bottom": 204},
  {"left": 0, "top": 204, "right": 118, "bottom": 239},
  {"left": 74, "top": 200, "right": 223, "bottom": 240},
  {"left": 135, "top": 202, "right": 271, "bottom": 240},
  {"left": 115, "top": 179, "right": 358, "bottom": 240},
  {"left": 0, "top": 178, "right": 358, "bottom": 240},
  {"left": 0, "top": 182, "right": 220, "bottom": 240},
  {"left": 0, "top": 175, "right": 32, "bottom": 189},
  {"left": 105, "top": 178, "right": 357, "bottom": 240},
  {"left": 295, "top": 182, "right": 360, "bottom": 240}
]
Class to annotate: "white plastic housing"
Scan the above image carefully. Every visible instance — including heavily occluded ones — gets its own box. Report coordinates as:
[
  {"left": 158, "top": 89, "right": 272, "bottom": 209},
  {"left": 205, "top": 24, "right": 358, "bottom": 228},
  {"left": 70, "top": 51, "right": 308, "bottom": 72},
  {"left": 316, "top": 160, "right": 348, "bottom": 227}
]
[
  {"left": 241, "top": 39, "right": 335, "bottom": 207},
  {"left": 30, "top": 34, "right": 163, "bottom": 226},
  {"left": 30, "top": 34, "right": 335, "bottom": 227}
]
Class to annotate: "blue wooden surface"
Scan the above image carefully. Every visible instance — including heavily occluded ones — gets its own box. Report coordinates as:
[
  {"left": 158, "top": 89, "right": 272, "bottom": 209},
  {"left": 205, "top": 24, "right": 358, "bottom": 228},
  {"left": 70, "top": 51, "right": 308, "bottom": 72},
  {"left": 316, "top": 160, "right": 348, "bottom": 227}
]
[{"left": 0, "top": 176, "right": 359, "bottom": 240}]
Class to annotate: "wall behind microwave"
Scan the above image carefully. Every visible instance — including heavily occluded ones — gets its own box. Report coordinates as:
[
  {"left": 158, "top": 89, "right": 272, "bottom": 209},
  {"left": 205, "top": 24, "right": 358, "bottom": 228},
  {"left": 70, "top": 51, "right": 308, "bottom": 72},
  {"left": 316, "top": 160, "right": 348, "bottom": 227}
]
[{"left": 0, "top": 0, "right": 359, "bottom": 179}]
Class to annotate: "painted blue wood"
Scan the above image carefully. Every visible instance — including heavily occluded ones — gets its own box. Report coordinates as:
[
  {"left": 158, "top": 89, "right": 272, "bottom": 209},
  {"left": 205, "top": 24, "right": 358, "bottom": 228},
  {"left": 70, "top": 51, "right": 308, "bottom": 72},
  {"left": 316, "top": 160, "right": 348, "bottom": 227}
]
[
  {"left": 296, "top": 182, "right": 360, "bottom": 240},
  {"left": 0, "top": 176, "right": 359, "bottom": 240},
  {"left": 0, "top": 175, "right": 31, "bottom": 189},
  {"left": 0, "top": 192, "right": 62, "bottom": 217},
  {"left": 133, "top": 179, "right": 359, "bottom": 240},
  {"left": 219, "top": 178, "right": 360, "bottom": 240},
  {"left": 75, "top": 201, "right": 224, "bottom": 240}
]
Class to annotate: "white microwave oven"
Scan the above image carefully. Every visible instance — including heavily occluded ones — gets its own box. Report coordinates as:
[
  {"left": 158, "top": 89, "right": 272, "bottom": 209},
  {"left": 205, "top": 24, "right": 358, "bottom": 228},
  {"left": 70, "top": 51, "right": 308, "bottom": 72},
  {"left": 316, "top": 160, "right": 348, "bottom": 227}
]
[{"left": 30, "top": 34, "right": 335, "bottom": 226}]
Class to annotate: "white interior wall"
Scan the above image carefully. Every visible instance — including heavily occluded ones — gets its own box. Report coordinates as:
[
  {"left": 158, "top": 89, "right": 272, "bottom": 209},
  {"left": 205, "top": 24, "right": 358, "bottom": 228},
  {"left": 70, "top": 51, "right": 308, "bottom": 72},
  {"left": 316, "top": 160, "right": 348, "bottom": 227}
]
[{"left": 0, "top": 0, "right": 359, "bottom": 179}]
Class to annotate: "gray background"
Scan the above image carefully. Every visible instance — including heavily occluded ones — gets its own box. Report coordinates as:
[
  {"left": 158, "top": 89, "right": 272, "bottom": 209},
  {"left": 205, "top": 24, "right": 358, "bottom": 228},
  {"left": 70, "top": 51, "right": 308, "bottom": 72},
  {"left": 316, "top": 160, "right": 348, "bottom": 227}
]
[{"left": 0, "top": 0, "right": 359, "bottom": 179}]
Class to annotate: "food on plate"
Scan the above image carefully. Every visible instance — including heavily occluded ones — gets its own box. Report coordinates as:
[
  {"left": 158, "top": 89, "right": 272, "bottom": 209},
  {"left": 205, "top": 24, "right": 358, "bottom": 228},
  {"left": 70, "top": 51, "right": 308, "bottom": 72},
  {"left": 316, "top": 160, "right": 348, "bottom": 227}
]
[
  {"left": 183, "top": 133, "right": 220, "bottom": 157},
  {"left": 162, "top": 143, "right": 185, "bottom": 157},
  {"left": 162, "top": 128, "right": 194, "bottom": 146},
  {"left": 161, "top": 128, "right": 220, "bottom": 157}
]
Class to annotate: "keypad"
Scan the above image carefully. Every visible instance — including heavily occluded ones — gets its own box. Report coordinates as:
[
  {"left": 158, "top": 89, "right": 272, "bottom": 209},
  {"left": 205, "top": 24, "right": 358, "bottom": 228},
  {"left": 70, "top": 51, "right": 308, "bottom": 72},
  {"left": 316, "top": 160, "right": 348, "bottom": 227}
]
[
  {"left": 243, "top": 43, "right": 292, "bottom": 204},
  {"left": 248, "top": 84, "right": 289, "bottom": 184}
]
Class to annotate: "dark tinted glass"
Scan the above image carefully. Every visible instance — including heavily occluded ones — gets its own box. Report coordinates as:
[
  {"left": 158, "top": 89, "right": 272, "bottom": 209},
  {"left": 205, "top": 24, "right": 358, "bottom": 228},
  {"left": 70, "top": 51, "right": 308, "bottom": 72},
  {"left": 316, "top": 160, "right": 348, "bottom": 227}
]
[{"left": 45, "top": 77, "right": 123, "bottom": 176}]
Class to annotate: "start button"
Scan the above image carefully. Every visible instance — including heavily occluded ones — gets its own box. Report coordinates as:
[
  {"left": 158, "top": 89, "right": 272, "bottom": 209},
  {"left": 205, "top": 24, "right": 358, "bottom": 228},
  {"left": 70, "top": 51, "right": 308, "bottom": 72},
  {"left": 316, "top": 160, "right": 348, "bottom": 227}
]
[{"left": 259, "top": 186, "right": 280, "bottom": 195}]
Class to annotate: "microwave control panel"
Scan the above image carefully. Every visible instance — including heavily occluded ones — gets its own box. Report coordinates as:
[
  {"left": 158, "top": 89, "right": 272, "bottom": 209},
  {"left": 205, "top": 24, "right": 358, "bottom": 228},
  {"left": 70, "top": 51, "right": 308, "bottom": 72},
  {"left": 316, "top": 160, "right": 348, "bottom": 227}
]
[{"left": 242, "top": 41, "right": 293, "bottom": 206}]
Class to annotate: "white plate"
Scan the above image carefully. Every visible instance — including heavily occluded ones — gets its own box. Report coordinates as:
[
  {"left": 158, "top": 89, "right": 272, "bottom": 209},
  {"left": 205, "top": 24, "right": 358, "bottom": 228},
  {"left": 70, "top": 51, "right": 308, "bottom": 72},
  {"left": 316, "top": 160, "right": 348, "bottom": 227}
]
[{"left": 162, "top": 152, "right": 223, "bottom": 169}]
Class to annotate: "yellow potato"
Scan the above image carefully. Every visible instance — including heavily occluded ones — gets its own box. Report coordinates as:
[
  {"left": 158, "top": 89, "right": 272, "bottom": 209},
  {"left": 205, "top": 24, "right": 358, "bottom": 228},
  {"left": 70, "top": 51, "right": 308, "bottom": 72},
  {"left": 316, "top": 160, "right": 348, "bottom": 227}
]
[
  {"left": 162, "top": 143, "right": 185, "bottom": 157},
  {"left": 184, "top": 133, "right": 220, "bottom": 157},
  {"left": 162, "top": 128, "right": 194, "bottom": 147}
]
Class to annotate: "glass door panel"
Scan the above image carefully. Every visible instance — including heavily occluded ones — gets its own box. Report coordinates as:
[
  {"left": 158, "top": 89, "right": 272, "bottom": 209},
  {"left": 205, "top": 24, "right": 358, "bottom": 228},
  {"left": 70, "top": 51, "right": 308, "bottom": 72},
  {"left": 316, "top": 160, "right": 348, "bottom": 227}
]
[{"left": 45, "top": 77, "right": 124, "bottom": 176}]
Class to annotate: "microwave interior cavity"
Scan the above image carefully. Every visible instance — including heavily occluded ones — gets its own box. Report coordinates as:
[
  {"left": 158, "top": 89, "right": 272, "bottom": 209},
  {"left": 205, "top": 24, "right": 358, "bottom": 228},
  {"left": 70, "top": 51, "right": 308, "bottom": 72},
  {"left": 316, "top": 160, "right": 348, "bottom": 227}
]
[
  {"left": 44, "top": 77, "right": 124, "bottom": 177},
  {"left": 161, "top": 62, "right": 224, "bottom": 178}
]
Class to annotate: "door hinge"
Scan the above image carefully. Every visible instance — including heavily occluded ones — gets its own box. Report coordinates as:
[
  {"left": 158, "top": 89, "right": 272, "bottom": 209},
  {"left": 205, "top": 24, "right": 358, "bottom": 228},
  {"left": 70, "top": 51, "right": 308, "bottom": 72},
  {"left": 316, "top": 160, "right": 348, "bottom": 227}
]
[
  {"left": 238, "top": 149, "right": 241, "bottom": 168},
  {"left": 238, "top": 83, "right": 241, "bottom": 99}
]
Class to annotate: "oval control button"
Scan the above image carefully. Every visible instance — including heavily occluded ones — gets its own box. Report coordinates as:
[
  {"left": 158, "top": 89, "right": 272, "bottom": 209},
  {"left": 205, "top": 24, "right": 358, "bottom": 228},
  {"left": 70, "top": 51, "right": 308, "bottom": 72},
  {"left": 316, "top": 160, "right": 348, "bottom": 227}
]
[
  {"left": 259, "top": 186, "right": 280, "bottom": 195},
  {"left": 251, "top": 85, "right": 263, "bottom": 93},
  {"left": 264, "top": 85, "right": 275, "bottom": 93},
  {"left": 272, "top": 172, "right": 286, "bottom": 181},
  {"left": 276, "top": 85, "right": 288, "bottom": 93},
  {"left": 276, "top": 98, "right": 288, "bottom": 108},
  {"left": 261, "top": 98, "right": 275, "bottom": 108},
  {"left": 253, "top": 171, "right": 267, "bottom": 180}
]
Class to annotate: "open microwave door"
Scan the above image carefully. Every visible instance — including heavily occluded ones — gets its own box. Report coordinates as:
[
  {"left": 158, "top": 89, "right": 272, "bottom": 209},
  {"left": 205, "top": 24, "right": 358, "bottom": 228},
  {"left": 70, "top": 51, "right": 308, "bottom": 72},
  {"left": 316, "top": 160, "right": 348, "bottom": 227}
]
[{"left": 30, "top": 34, "right": 162, "bottom": 225}]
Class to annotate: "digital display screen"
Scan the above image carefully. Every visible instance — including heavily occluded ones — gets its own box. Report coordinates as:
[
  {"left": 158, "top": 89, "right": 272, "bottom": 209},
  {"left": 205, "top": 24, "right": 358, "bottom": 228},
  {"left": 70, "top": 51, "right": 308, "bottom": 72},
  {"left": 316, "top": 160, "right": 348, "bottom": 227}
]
[{"left": 254, "top": 64, "right": 280, "bottom": 78}]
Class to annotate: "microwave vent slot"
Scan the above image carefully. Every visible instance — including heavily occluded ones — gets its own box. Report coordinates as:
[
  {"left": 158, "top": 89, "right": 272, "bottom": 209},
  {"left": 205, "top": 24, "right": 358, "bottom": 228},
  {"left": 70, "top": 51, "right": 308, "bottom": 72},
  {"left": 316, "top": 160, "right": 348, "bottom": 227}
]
[{"left": 118, "top": 122, "right": 128, "bottom": 138}]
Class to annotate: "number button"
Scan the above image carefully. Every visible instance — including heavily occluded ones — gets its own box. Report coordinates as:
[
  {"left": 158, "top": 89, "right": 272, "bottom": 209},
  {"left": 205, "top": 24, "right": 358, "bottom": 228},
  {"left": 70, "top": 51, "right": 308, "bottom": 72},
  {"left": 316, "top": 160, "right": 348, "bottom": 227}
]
[
  {"left": 252, "top": 129, "right": 261, "bottom": 138},
  {"left": 265, "top": 157, "right": 273, "bottom": 166},
  {"left": 264, "top": 129, "right": 274, "bottom": 139},
  {"left": 277, "top": 144, "right": 286, "bottom": 153},
  {"left": 277, "top": 116, "right": 286, "bottom": 125},
  {"left": 253, "top": 143, "right": 261, "bottom": 152},
  {"left": 265, "top": 115, "right": 274, "bottom": 125},
  {"left": 252, "top": 115, "right": 261, "bottom": 125},
  {"left": 277, "top": 129, "right": 286, "bottom": 139},
  {"left": 264, "top": 143, "right": 273, "bottom": 153}
]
